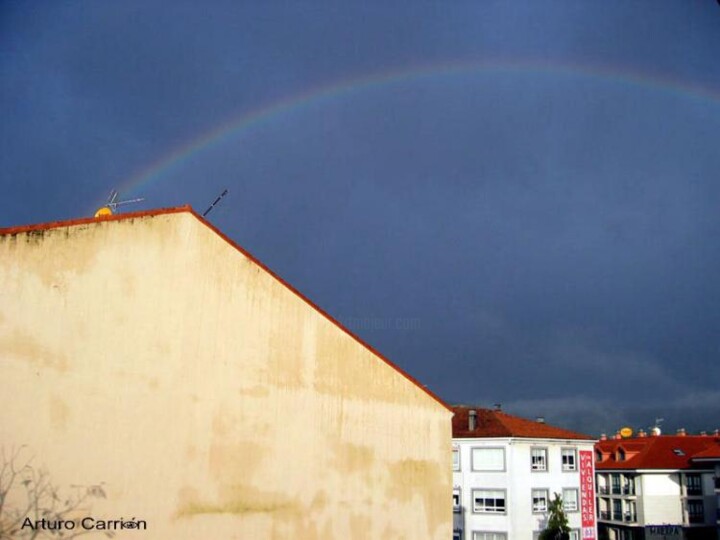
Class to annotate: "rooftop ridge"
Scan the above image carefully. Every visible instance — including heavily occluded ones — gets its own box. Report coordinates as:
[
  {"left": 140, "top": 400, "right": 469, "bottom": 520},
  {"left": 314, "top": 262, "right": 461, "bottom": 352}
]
[{"left": 0, "top": 206, "right": 192, "bottom": 235}]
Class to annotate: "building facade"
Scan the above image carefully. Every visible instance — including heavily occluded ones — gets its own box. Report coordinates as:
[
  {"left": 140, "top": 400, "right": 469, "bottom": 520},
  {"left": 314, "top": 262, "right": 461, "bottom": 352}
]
[
  {"left": 690, "top": 440, "right": 720, "bottom": 539},
  {"left": 0, "top": 207, "right": 453, "bottom": 539},
  {"left": 452, "top": 406, "right": 597, "bottom": 540},
  {"left": 595, "top": 431, "right": 720, "bottom": 540}
]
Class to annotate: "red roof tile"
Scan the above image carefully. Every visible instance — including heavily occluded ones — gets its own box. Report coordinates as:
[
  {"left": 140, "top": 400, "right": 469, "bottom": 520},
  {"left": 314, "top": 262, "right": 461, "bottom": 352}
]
[
  {"left": 1, "top": 207, "right": 452, "bottom": 413},
  {"left": 451, "top": 406, "right": 594, "bottom": 440},
  {"left": 595, "top": 436, "right": 720, "bottom": 470}
]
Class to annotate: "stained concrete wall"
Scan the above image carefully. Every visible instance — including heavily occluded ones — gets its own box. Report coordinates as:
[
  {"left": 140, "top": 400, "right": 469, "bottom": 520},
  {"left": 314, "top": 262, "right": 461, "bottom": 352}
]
[{"left": 0, "top": 210, "right": 451, "bottom": 539}]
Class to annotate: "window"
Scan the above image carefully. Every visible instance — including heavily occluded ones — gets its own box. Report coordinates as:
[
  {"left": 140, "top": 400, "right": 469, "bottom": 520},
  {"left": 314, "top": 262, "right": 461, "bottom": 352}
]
[
  {"left": 561, "top": 448, "right": 577, "bottom": 471},
  {"left": 453, "top": 487, "right": 461, "bottom": 512},
  {"left": 453, "top": 448, "right": 460, "bottom": 471},
  {"left": 532, "top": 489, "right": 549, "bottom": 513},
  {"left": 472, "top": 489, "right": 506, "bottom": 514},
  {"left": 687, "top": 500, "right": 704, "bottom": 523},
  {"left": 595, "top": 449, "right": 603, "bottom": 462},
  {"left": 685, "top": 474, "right": 701, "bottom": 495},
  {"left": 563, "top": 488, "right": 579, "bottom": 512},
  {"left": 611, "top": 474, "right": 621, "bottom": 494},
  {"left": 569, "top": 530, "right": 579, "bottom": 540},
  {"left": 625, "top": 501, "right": 637, "bottom": 522},
  {"left": 472, "top": 532, "right": 506, "bottom": 540},
  {"left": 612, "top": 499, "right": 622, "bottom": 521},
  {"left": 622, "top": 475, "right": 636, "bottom": 495},
  {"left": 531, "top": 447, "right": 548, "bottom": 471},
  {"left": 471, "top": 448, "right": 505, "bottom": 472},
  {"left": 617, "top": 448, "right": 626, "bottom": 461}
]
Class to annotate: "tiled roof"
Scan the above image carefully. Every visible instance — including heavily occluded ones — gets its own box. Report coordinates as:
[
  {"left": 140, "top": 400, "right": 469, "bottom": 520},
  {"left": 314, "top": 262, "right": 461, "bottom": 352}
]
[
  {"left": 690, "top": 441, "right": 720, "bottom": 461},
  {"left": 0, "top": 207, "right": 452, "bottom": 413},
  {"left": 595, "top": 436, "right": 720, "bottom": 470},
  {"left": 451, "top": 406, "right": 595, "bottom": 440}
]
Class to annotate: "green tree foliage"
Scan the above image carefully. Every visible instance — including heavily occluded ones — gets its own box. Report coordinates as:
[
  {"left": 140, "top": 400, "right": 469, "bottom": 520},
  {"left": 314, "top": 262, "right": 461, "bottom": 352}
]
[{"left": 539, "top": 492, "right": 570, "bottom": 540}]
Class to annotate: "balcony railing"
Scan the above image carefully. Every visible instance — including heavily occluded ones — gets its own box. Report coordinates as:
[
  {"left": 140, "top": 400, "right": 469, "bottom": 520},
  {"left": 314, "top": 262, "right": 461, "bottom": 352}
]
[
  {"left": 688, "top": 514, "right": 704, "bottom": 524},
  {"left": 612, "top": 512, "right": 623, "bottom": 521},
  {"left": 611, "top": 487, "right": 622, "bottom": 495},
  {"left": 600, "top": 511, "right": 610, "bottom": 520},
  {"left": 624, "top": 512, "right": 637, "bottom": 523},
  {"left": 622, "top": 485, "right": 636, "bottom": 495},
  {"left": 598, "top": 486, "right": 609, "bottom": 495},
  {"left": 686, "top": 487, "right": 702, "bottom": 496}
]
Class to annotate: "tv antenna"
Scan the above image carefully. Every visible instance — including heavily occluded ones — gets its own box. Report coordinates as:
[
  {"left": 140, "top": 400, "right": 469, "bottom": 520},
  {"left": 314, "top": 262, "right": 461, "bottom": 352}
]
[
  {"left": 94, "top": 189, "right": 145, "bottom": 217},
  {"left": 202, "top": 188, "right": 229, "bottom": 217},
  {"left": 650, "top": 417, "right": 664, "bottom": 436}
]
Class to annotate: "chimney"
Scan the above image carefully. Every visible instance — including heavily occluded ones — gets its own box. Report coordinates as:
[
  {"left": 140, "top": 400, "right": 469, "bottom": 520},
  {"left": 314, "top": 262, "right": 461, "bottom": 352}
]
[
  {"left": 700, "top": 431, "right": 707, "bottom": 437},
  {"left": 713, "top": 429, "right": 719, "bottom": 437},
  {"left": 651, "top": 427, "right": 661, "bottom": 436},
  {"left": 493, "top": 403, "right": 502, "bottom": 411},
  {"left": 536, "top": 416, "right": 545, "bottom": 424},
  {"left": 600, "top": 433, "right": 607, "bottom": 441},
  {"left": 468, "top": 410, "right": 477, "bottom": 431},
  {"left": 637, "top": 429, "right": 647, "bottom": 438},
  {"left": 676, "top": 428, "right": 686, "bottom": 437},
  {"left": 614, "top": 431, "right": 622, "bottom": 440}
]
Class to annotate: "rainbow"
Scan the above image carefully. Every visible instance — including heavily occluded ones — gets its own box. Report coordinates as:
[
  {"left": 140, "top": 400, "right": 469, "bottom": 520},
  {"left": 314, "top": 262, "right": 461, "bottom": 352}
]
[{"left": 104, "top": 58, "right": 720, "bottom": 209}]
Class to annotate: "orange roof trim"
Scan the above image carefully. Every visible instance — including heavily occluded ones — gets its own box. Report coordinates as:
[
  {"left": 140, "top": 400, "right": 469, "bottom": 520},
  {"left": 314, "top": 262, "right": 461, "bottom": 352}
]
[{"left": 0, "top": 206, "right": 452, "bottom": 413}]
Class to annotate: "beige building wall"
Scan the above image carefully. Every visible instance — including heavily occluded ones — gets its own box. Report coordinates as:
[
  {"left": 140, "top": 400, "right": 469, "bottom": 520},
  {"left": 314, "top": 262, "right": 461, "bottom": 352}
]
[{"left": 0, "top": 209, "right": 452, "bottom": 539}]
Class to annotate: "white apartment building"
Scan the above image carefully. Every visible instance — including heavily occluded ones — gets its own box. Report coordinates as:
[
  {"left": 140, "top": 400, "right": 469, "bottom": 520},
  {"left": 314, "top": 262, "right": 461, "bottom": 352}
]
[
  {"left": 595, "top": 430, "right": 720, "bottom": 540},
  {"left": 690, "top": 440, "right": 720, "bottom": 539},
  {"left": 452, "top": 406, "right": 598, "bottom": 540}
]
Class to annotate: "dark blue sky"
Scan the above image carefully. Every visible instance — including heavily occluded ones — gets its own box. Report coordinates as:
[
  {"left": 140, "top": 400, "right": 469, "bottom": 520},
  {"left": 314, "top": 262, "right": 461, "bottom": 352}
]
[{"left": 2, "top": 1, "right": 720, "bottom": 436}]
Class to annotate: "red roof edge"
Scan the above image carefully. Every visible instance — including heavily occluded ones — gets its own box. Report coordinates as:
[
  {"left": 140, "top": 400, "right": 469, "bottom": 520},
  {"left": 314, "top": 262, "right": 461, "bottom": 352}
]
[
  {"left": 0, "top": 206, "right": 192, "bottom": 236},
  {"left": 0, "top": 206, "right": 452, "bottom": 414}
]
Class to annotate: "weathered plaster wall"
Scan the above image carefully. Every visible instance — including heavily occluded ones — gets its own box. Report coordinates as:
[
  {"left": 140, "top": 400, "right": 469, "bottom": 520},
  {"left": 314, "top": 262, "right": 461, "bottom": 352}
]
[{"left": 0, "top": 212, "right": 451, "bottom": 539}]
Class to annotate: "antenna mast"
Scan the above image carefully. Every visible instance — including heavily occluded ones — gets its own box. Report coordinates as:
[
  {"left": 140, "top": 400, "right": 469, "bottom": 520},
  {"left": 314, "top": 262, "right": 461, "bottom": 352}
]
[
  {"left": 94, "top": 189, "right": 145, "bottom": 217},
  {"left": 203, "top": 189, "right": 229, "bottom": 217}
]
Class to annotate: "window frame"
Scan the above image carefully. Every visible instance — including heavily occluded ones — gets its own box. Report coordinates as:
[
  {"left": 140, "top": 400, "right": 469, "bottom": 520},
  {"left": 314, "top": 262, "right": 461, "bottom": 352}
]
[
  {"left": 471, "top": 447, "right": 506, "bottom": 472},
  {"left": 472, "top": 488, "right": 507, "bottom": 514},
  {"left": 531, "top": 488, "right": 549, "bottom": 513},
  {"left": 530, "top": 447, "right": 548, "bottom": 472},
  {"left": 472, "top": 531, "right": 507, "bottom": 540},
  {"left": 561, "top": 447, "right": 577, "bottom": 471},
  {"left": 452, "top": 447, "right": 461, "bottom": 471},
  {"left": 687, "top": 499, "right": 704, "bottom": 518},
  {"left": 453, "top": 487, "right": 461, "bottom": 513},
  {"left": 685, "top": 473, "right": 701, "bottom": 495},
  {"left": 562, "top": 488, "right": 579, "bottom": 512}
]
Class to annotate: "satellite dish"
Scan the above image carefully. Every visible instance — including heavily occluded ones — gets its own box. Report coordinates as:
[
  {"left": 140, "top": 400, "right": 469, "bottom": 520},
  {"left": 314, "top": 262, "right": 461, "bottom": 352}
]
[{"left": 620, "top": 427, "right": 633, "bottom": 438}]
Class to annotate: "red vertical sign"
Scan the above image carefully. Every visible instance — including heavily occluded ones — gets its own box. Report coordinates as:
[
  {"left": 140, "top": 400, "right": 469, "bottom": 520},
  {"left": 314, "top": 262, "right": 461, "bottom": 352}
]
[{"left": 579, "top": 450, "right": 596, "bottom": 540}]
